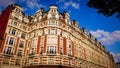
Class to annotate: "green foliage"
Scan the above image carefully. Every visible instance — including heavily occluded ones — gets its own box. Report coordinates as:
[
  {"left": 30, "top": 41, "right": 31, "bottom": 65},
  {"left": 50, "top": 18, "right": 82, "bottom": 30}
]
[{"left": 87, "top": 0, "right": 120, "bottom": 19}]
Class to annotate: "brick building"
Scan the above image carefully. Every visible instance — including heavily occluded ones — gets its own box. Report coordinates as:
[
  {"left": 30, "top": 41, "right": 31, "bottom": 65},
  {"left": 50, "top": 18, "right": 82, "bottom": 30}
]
[{"left": 0, "top": 4, "right": 115, "bottom": 68}]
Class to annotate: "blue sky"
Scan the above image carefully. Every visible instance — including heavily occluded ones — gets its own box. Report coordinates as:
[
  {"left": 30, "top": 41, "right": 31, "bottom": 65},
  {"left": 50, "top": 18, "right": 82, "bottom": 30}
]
[{"left": 0, "top": 0, "right": 120, "bottom": 62}]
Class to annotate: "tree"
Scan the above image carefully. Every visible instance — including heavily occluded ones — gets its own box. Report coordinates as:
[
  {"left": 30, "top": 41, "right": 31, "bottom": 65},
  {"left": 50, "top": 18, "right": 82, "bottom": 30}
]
[{"left": 87, "top": 0, "right": 120, "bottom": 19}]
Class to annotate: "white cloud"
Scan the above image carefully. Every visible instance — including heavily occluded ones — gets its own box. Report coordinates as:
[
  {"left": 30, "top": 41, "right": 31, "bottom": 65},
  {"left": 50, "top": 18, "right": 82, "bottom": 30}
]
[
  {"left": 70, "top": 1, "right": 79, "bottom": 9},
  {"left": 0, "top": 0, "right": 44, "bottom": 13},
  {"left": 57, "top": 0, "right": 80, "bottom": 9},
  {"left": 90, "top": 30, "right": 120, "bottom": 45},
  {"left": 110, "top": 52, "right": 120, "bottom": 63},
  {"left": 25, "top": 0, "right": 44, "bottom": 9},
  {"left": 0, "top": 0, "right": 16, "bottom": 13},
  {"left": 0, "top": 0, "right": 16, "bottom": 6},
  {"left": 64, "top": 1, "right": 70, "bottom": 9}
]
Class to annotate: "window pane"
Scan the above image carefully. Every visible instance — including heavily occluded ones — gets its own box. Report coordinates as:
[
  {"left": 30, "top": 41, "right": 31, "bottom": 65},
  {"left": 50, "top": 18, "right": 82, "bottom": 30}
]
[
  {"left": 12, "top": 29, "right": 16, "bottom": 35},
  {"left": 19, "top": 41, "right": 24, "bottom": 48},
  {"left": 17, "top": 50, "right": 22, "bottom": 56},
  {"left": 9, "top": 37, "right": 14, "bottom": 45},
  {"left": 47, "top": 46, "right": 56, "bottom": 54},
  {"left": 23, "top": 26, "right": 27, "bottom": 30},
  {"left": 21, "top": 33, "right": 26, "bottom": 39},
  {"left": 15, "top": 59, "right": 20, "bottom": 65},
  {"left": 6, "top": 47, "right": 13, "bottom": 55},
  {"left": 3, "top": 58, "right": 10, "bottom": 64}
]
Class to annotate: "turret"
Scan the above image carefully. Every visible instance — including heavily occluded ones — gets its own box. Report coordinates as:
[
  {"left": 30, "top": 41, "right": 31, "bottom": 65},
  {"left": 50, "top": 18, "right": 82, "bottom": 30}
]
[{"left": 36, "top": 8, "right": 44, "bottom": 22}]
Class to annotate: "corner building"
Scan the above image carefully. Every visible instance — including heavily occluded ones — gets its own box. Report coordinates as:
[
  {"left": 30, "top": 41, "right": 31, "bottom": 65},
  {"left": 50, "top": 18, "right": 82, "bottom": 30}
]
[{"left": 0, "top": 4, "right": 115, "bottom": 68}]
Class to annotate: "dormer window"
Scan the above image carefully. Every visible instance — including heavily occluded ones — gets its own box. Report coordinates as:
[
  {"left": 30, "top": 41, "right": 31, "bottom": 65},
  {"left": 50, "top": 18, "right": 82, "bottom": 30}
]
[
  {"left": 14, "top": 21, "right": 17, "bottom": 26},
  {"left": 16, "top": 8, "right": 20, "bottom": 13},
  {"left": 51, "top": 9, "right": 54, "bottom": 12},
  {"left": 54, "top": 10, "right": 56, "bottom": 12},
  {"left": 51, "top": 9, "right": 56, "bottom": 13}
]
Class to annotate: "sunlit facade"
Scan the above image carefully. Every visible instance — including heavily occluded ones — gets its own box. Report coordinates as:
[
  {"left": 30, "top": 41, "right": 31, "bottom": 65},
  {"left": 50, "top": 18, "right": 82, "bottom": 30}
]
[{"left": 0, "top": 4, "right": 115, "bottom": 68}]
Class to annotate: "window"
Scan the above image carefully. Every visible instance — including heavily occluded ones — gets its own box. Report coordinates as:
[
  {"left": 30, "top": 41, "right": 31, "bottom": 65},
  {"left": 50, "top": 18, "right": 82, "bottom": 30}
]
[
  {"left": 40, "top": 47, "right": 43, "bottom": 54},
  {"left": 47, "top": 46, "right": 56, "bottom": 54},
  {"left": 42, "top": 29, "right": 44, "bottom": 36},
  {"left": 60, "top": 31, "right": 62, "bottom": 36},
  {"left": 39, "top": 57, "right": 42, "bottom": 64},
  {"left": 41, "top": 38, "right": 44, "bottom": 45},
  {"left": 67, "top": 40, "right": 72, "bottom": 56},
  {"left": 68, "top": 50, "right": 72, "bottom": 56},
  {"left": 6, "top": 37, "right": 9, "bottom": 44},
  {"left": 30, "top": 48, "right": 36, "bottom": 55},
  {"left": 19, "top": 41, "right": 24, "bottom": 48},
  {"left": 3, "top": 58, "right": 10, "bottom": 64},
  {"left": 14, "top": 21, "right": 17, "bottom": 26},
  {"left": 25, "top": 59, "right": 27, "bottom": 65},
  {"left": 3, "top": 46, "right": 7, "bottom": 54},
  {"left": 49, "top": 21, "right": 56, "bottom": 25},
  {"left": 34, "top": 31, "right": 38, "bottom": 37},
  {"left": 17, "top": 50, "right": 22, "bottom": 56},
  {"left": 11, "top": 29, "right": 16, "bottom": 35},
  {"left": 32, "top": 39, "right": 37, "bottom": 46},
  {"left": 51, "top": 9, "right": 53, "bottom": 12},
  {"left": 51, "top": 14, "right": 56, "bottom": 19},
  {"left": 6, "top": 47, "right": 13, "bottom": 55},
  {"left": 15, "top": 59, "right": 20, "bottom": 65},
  {"left": 68, "top": 58, "right": 71, "bottom": 66},
  {"left": 48, "top": 57, "right": 54, "bottom": 64},
  {"left": 21, "top": 33, "right": 26, "bottom": 39},
  {"left": 30, "top": 58, "right": 33, "bottom": 65},
  {"left": 23, "top": 26, "right": 27, "bottom": 30},
  {"left": 50, "top": 29, "right": 57, "bottom": 35},
  {"left": 60, "top": 47, "right": 63, "bottom": 54},
  {"left": 16, "top": 8, "right": 20, "bottom": 13},
  {"left": 48, "top": 29, "right": 50, "bottom": 34},
  {"left": 54, "top": 10, "right": 56, "bottom": 12},
  {"left": 69, "top": 45, "right": 71, "bottom": 48},
  {"left": 47, "top": 37, "right": 57, "bottom": 44},
  {"left": 8, "top": 28, "right": 11, "bottom": 34},
  {"left": 14, "top": 17, "right": 18, "bottom": 20},
  {"left": 60, "top": 38, "right": 63, "bottom": 54},
  {"left": 51, "top": 21, "right": 55, "bottom": 25},
  {"left": 9, "top": 37, "right": 14, "bottom": 45}
]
